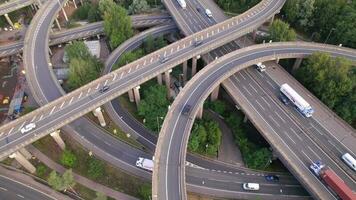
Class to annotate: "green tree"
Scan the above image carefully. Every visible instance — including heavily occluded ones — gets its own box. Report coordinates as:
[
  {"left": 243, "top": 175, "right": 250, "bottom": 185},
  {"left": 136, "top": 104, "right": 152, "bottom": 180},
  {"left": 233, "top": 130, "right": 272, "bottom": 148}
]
[
  {"left": 138, "top": 184, "right": 151, "bottom": 200},
  {"left": 67, "top": 58, "right": 102, "bottom": 90},
  {"left": 143, "top": 35, "right": 167, "bottom": 54},
  {"left": 138, "top": 84, "right": 170, "bottom": 133},
  {"left": 114, "top": 50, "right": 144, "bottom": 69},
  {"left": 88, "top": 4, "right": 102, "bottom": 22},
  {"left": 128, "top": 0, "right": 150, "bottom": 14},
  {"left": 65, "top": 41, "right": 91, "bottom": 62},
  {"left": 88, "top": 158, "right": 105, "bottom": 179},
  {"left": 99, "top": 0, "right": 116, "bottom": 14},
  {"left": 297, "top": 0, "right": 315, "bottom": 27},
  {"left": 245, "top": 148, "right": 272, "bottom": 169},
  {"left": 94, "top": 192, "right": 107, "bottom": 200},
  {"left": 48, "top": 171, "right": 64, "bottom": 191},
  {"left": 188, "top": 123, "right": 207, "bottom": 152},
  {"left": 60, "top": 150, "right": 77, "bottom": 168},
  {"left": 205, "top": 100, "right": 226, "bottom": 116},
  {"left": 36, "top": 164, "right": 48, "bottom": 177},
  {"left": 103, "top": 3, "right": 133, "bottom": 49},
  {"left": 269, "top": 19, "right": 297, "bottom": 42},
  {"left": 62, "top": 169, "right": 76, "bottom": 190}
]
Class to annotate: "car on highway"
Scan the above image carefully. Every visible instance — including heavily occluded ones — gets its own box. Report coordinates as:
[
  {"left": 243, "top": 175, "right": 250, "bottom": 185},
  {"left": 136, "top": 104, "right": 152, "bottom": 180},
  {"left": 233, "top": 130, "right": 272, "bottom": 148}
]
[
  {"left": 256, "top": 62, "right": 266, "bottom": 72},
  {"left": 279, "top": 94, "right": 289, "bottom": 105},
  {"left": 99, "top": 85, "right": 110, "bottom": 93},
  {"left": 242, "top": 183, "right": 260, "bottom": 191},
  {"left": 341, "top": 153, "right": 356, "bottom": 171},
  {"left": 159, "top": 56, "right": 169, "bottom": 63},
  {"left": 310, "top": 161, "right": 325, "bottom": 176},
  {"left": 182, "top": 105, "right": 191, "bottom": 115},
  {"left": 196, "top": 7, "right": 201, "bottom": 12},
  {"left": 265, "top": 175, "right": 279, "bottom": 182},
  {"left": 20, "top": 123, "right": 36, "bottom": 134},
  {"left": 205, "top": 9, "right": 213, "bottom": 18}
]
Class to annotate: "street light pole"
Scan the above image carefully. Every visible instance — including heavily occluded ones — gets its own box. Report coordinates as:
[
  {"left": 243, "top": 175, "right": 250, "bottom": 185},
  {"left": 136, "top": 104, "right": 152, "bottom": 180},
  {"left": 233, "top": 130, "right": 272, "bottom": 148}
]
[{"left": 324, "top": 28, "right": 336, "bottom": 44}]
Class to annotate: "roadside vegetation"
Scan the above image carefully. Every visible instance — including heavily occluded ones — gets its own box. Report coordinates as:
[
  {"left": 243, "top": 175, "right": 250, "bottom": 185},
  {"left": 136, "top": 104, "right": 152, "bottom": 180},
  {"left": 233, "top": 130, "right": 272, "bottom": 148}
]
[
  {"left": 296, "top": 52, "right": 356, "bottom": 127},
  {"left": 215, "top": 0, "right": 259, "bottom": 14}
]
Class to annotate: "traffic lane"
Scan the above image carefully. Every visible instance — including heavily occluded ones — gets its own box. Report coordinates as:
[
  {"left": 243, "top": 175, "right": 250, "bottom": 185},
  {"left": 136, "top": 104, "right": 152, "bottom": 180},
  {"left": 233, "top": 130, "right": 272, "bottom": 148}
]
[
  {"left": 249, "top": 66, "right": 356, "bottom": 178},
  {"left": 0, "top": 175, "right": 55, "bottom": 200},
  {"left": 230, "top": 70, "right": 356, "bottom": 189}
]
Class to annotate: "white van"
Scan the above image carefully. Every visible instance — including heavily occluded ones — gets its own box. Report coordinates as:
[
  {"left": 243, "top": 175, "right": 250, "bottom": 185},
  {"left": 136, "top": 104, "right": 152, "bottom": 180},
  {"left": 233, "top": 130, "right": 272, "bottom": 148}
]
[
  {"left": 341, "top": 153, "right": 356, "bottom": 171},
  {"left": 242, "top": 183, "right": 260, "bottom": 191}
]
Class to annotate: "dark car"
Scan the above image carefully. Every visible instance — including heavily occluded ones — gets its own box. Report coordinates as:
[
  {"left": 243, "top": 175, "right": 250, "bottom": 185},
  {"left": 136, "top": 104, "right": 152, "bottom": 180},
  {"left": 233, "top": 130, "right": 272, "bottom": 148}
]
[
  {"left": 99, "top": 85, "right": 110, "bottom": 93},
  {"left": 279, "top": 94, "right": 289, "bottom": 105},
  {"left": 194, "top": 40, "right": 203, "bottom": 47},
  {"left": 196, "top": 7, "right": 201, "bottom": 12},
  {"left": 182, "top": 105, "right": 191, "bottom": 115},
  {"left": 159, "top": 56, "right": 169, "bottom": 64},
  {"left": 265, "top": 175, "right": 279, "bottom": 182}
]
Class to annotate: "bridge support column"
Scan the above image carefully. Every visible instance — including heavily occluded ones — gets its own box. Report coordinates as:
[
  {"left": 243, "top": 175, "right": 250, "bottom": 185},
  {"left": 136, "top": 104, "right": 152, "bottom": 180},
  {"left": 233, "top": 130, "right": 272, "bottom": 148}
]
[
  {"left": 252, "top": 30, "right": 257, "bottom": 41},
  {"left": 72, "top": 0, "right": 77, "bottom": 8},
  {"left": 192, "top": 56, "right": 200, "bottom": 77},
  {"left": 210, "top": 85, "right": 220, "bottom": 101},
  {"left": 9, "top": 152, "right": 36, "bottom": 173},
  {"left": 79, "top": 0, "right": 83, "bottom": 5},
  {"left": 196, "top": 106, "right": 203, "bottom": 119},
  {"left": 133, "top": 86, "right": 141, "bottom": 107},
  {"left": 243, "top": 115, "right": 248, "bottom": 123},
  {"left": 292, "top": 58, "right": 303, "bottom": 73},
  {"left": 48, "top": 47, "right": 53, "bottom": 56},
  {"left": 165, "top": 70, "right": 172, "bottom": 99},
  {"left": 269, "top": 15, "right": 275, "bottom": 26},
  {"left": 276, "top": 57, "right": 280, "bottom": 64},
  {"left": 182, "top": 60, "right": 188, "bottom": 83},
  {"left": 35, "top": 0, "right": 42, "bottom": 7},
  {"left": 128, "top": 90, "right": 134, "bottom": 102},
  {"left": 50, "top": 130, "right": 66, "bottom": 150},
  {"left": 62, "top": 8, "right": 69, "bottom": 22},
  {"left": 157, "top": 73, "right": 162, "bottom": 85},
  {"left": 19, "top": 148, "right": 32, "bottom": 160},
  {"left": 93, "top": 107, "right": 106, "bottom": 127},
  {"left": 55, "top": 18, "right": 61, "bottom": 30},
  {"left": 4, "top": 14, "right": 14, "bottom": 28}
]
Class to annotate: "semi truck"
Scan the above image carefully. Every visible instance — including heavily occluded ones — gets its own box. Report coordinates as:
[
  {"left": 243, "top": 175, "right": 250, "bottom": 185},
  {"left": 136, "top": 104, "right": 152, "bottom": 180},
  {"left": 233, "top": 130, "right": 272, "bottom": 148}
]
[
  {"left": 176, "top": 0, "right": 186, "bottom": 9},
  {"left": 310, "top": 161, "right": 356, "bottom": 200},
  {"left": 280, "top": 83, "right": 314, "bottom": 117},
  {"left": 136, "top": 157, "right": 154, "bottom": 171}
]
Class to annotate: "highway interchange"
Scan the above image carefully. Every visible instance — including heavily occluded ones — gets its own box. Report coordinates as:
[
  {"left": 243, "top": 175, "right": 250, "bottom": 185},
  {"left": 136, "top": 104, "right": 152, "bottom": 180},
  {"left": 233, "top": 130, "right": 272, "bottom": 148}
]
[{"left": 0, "top": 0, "right": 354, "bottom": 199}]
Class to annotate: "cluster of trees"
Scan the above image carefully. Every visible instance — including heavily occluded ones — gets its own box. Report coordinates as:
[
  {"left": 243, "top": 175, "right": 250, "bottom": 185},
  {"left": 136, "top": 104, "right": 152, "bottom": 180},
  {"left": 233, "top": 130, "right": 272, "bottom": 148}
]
[
  {"left": 48, "top": 169, "right": 75, "bottom": 191},
  {"left": 143, "top": 35, "right": 167, "bottom": 54},
  {"left": 65, "top": 41, "right": 103, "bottom": 90},
  {"left": 188, "top": 118, "right": 222, "bottom": 156},
  {"left": 99, "top": 0, "right": 133, "bottom": 49},
  {"left": 215, "top": 0, "right": 259, "bottom": 14},
  {"left": 283, "top": 0, "right": 356, "bottom": 48},
  {"left": 72, "top": 2, "right": 101, "bottom": 22},
  {"left": 296, "top": 53, "right": 355, "bottom": 127},
  {"left": 206, "top": 101, "right": 273, "bottom": 169},
  {"left": 268, "top": 19, "right": 297, "bottom": 42},
  {"left": 137, "top": 84, "right": 170, "bottom": 133},
  {"left": 138, "top": 184, "right": 151, "bottom": 200}
]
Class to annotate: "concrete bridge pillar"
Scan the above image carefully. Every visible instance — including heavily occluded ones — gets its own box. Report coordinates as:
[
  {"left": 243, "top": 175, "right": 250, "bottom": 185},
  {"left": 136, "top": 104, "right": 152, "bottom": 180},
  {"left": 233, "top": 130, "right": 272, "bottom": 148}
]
[
  {"left": 192, "top": 55, "right": 200, "bottom": 77},
  {"left": 35, "top": 0, "right": 42, "bottom": 7},
  {"left": 182, "top": 60, "right": 188, "bottom": 83},
  {"left": 210, "top": 85, "right": 220, "bottom": 101},
  {"left": 61, "top": 8, "right": 68, "bottom": 22},
  {"left": 292, "top": 58, "right": 303, "bottom": 73},
  {"left": 72, "top": 0, "right": 77, "bottom": 8},
  {"left": 196, "top": 106, "right": 203, "bottom": 119},
  {"left": 165, "top": 70, "right": 172, "bottom": 99},
  {"left": 50, "top": 130, "right": 66, "bottom": 150},
  {"left": 157, "top": 73, "right": 162, "bottom": 85},
  {"left": 9, "top": 152, "right": 36, "bottom": 173},
  {"left": 48, "top": 47, "right": 53, "bottom": 56},
  {"left": 79, "top": 0, "right": 84, "bottom": 5},
  {"left": 19, "top": 148, "right": 32, "bottom": 160},
  {"left": 133, "top": 86, "right": 141, "bottom": 108},
  {"left": 276, "top": 57, "right": 280, "bottom": 64},
  {"left": 55, "top": 18, "right": 61, "bottom": 30},
  {"left": 243, "top": 115, "right": 248, "bottom": 123},
  {"left": 128, "top": 90, "right": 134, "bottom": 102},
  {"left": 93, "top": 107, "right": 106, "bottom": 127},
  {"left": 4, "top": 14, "right": 14, "bottom": 28},
  {"left": 252, "top": 30, "right": 257, "bottom": 41}
]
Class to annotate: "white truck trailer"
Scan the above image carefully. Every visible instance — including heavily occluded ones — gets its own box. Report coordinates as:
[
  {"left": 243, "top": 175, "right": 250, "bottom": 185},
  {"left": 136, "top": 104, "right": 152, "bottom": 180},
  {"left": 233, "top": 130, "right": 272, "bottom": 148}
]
[
  {"left": 177, "top": 0, "right": 186, "bottom": 9},
  {"left": 136, "top": 157, "right": 154, "bottom": 171},
  {"left": 280, "top": 83, "right": 314, "bottom": 117}
]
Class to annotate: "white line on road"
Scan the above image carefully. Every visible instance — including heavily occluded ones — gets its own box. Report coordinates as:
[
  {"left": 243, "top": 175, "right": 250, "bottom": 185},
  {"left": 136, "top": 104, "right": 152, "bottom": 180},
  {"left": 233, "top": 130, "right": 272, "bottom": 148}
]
[
  {"left": 255, "top": 100, "right": 265, "bottom": 111},
  {"left": 69, "top": 97, "right": 74, "bottom": 104},
  {"left": 242, "top": 86, "right": 252, "bottom": 96},
  {"left": 301, "top": 150, "right": 313, "bottom": 163},
  {"left": 39, "top": 115, "right": 43, "bottom": 121},
  {"left": 239, "top": 72, "right": 246, "bottom": 80},
  {"left": 290, "top": 128, "right": 302, "bottom": 141},
  {"left": 95, "top": 84, "right": 100, "bottom": 90},
  {"left": 120, "top": 72, "right": 124, "bottom": 79},
  {"left": 284, "top": 131, "right": 296, "bottom": 144},
  {"left": 8, "top": 127, "right": 14, "bottom": 135},
  {"left": 49, "top": 106, "right": 56, "bottom": 115},
  {"left": 60, "top": 101, "right": 66, "bottom": 109},
  {"left": 261, "top": 96, "right": 271, "bottom": 108},
  {"left": 309, "top": 123, "right": 323, "bottom": 135},
  {"left": 308, "top": 146, "right": 321, "bottom": 160},
  {"left": 86, "top": 88, "right": 91, "bottom": 95},
  {"left": 128, "top": 68, "right": 132, "bottom": 74},
  {"left": 266, "top": 80, "right": 277, "bottom": 89},
  {"left": 268, "top": 115, "right": 280, "bottom": 127},
  {"left": 327, "top": 140, "right": 342, "bottom": 154},
  {"left": 16, "top": 194, "right": 24, "bottom": 198},
  {"left": 30, "top": 116, "right": 36, "bottom": 123},
  {"left": 0, "top": 186, "right": 7, "bottom": 191},
  {"left": 18, "top": 121, "right": 26, "bottom": 131},
  {"left": 104, "top": 80, "right": 108, "bottom": 86},
  {"left": 274, "top": 111, "right": 286, "bottom": 123},
  {"left": 249, "top": 83, "right": 258, "bottom": 93},
  {"left": 78, "top": 92, "right": 83, "bottom": 99}
]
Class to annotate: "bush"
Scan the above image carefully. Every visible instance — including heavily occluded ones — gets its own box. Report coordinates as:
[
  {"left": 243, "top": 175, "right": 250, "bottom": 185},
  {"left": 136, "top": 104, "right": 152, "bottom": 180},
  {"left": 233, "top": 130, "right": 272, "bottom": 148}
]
[
  {"left": 87, "top": 158, "right": 104, "bottom": 179},
  {"left": 60, "top": 150, "right": 77, "bottom": 168},
  {"left": 36, "top": 164, "right": 48, "bottom": 177}
]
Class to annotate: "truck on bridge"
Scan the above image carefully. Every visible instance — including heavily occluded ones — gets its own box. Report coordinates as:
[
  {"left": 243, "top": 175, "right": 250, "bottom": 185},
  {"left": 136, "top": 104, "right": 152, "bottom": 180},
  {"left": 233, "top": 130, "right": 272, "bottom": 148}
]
[
  {"left": 310, "top": 161, "right": 356, "bottom": 200},
  {"left": 136, "top": 157, "right": 154, "bottom": 171},
  {"left": 280, "top": 83, "right": 314, "bottom": 117},
  {"left": 176, "top": 0, "right": 186, "bottom": 9}
]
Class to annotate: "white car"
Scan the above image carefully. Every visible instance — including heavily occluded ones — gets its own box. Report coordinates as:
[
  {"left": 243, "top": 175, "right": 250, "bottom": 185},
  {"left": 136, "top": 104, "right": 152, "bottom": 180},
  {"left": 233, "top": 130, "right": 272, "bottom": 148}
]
[
  {"left": 242, "top": 183, "right": 260, "bottom": 191},
  {"left": 20, "top": 123, "right": 36, "bottom": 134},
  {"left": 256, "top": 62, "right": 266, "bottom": 72},
  {"left": 205, "top": 9, "right": 213, "bottom": 18}
]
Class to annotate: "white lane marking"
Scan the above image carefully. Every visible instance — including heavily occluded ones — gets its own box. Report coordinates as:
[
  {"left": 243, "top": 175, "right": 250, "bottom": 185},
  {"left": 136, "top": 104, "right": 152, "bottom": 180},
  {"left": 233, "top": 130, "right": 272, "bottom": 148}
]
[
  {"left": 78, "top": 92, "right": 83, "bottom": 99},
  {"left": 266, "top": 80, "right": 277, "bottom": 89},
  {"left": 284, "top": 131, "right": 296, "bottom": 144},
  {"left": 308, "top": 146, "right": 321, "bottom": 160},
  {"left": 144, "top": 60, "right": 146, "bottom": 65},
  {"left": 95, "top": 84, "right": 100, "bottom": 90},
  {"left": 268, "top": 115, "right": 280, "bottom": 127},
  {"left": 86, "top": 88, "right": 91, "bottom": 95},
  {"left": 0, "top": 186, "right": 7, "bottom": 191},
  {"left": 30, "top": 116, "right": 36, "bottom": 123},
  {"left": 16, "top": 194, "right": 24, "bottom": 198},
  {"left": 255, "top": 100, "right": 265, "bottom": 111},
  {"left": 261, "top": 96, "right": 271, "bottom": 108},
  {"left": 69, "top": 97, "right": 74, "bottom": 104},
  {"left": 248, "top": 83, "right": 258, "bottom": 93},
  {"left": 18, "top": 121, "right": 26, "bottom": 131},
  {"left": 39, "top": 115, "right": 43, "bottom": 121},
  {"left": 112, "top": 73, "right": 117, "bottom": 81},
  {"left": 239, "top": 72, "right": 246, "bottom": 80},
  {"left": 60, "top": 101, "right": 66, "bottom": 109},
  {"left": 150, "top": 57, "right": 153, "bottom": 63},
  {"left": 128, "top": 68, "right": 132, "bottom": 74},
  {"left": 274, "top": 111, "right": 286, "bottom": 123},
  {"left": 290, "top": 128, "right": 302, "bottom": 141},
  {"left": 49, "top": 106, "right": 56, "bottom": 115},
  {"left": 8, "top": 127, "right": 14, "bottom": 135},
  {"left": 104, "top": 80, "right": 108, "bottom": 86},
  {"left": 120, "top": 72, "right": 124, "bottom": 79},
  {"left": 309, "top": 123, "right": 323, "bottom": 136},
  {"left": 242, "top": 86, "right": 252, "bottom": 96},
  {"left": 328, "top": 140, "right": 343, "bottom": 154},
  {"left": 302, "top": 150, "right": 313, "bottom": 163}
]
